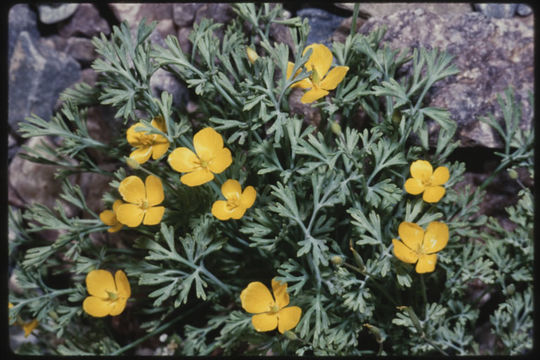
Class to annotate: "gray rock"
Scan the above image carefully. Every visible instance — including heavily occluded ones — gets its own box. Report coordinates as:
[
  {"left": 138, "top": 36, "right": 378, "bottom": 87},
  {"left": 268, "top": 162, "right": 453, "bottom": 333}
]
[
  {"left": 517, "top": 4, "right": 533, "bottom": 16},
  {"left": 194, "top": 3, "right": 234, "bottom": 25},
  {"left": 173, "top": 3, "right": 202, "bottom": 27},
  {"left": 8, "top": 134, "right": 19, "bottom": 164},
  {"left": 58, "top": 3, "right": 110, "bottom": 38},
  {"left": 8, "top": 4, "right": 40, "bottom": 62},
  {"left": 149, "top": 19, "right": 177, "bottom": 48},
  {"left": 297, "top": 8, "right": 346, "bottom": 46},
  {"left": 37, "top": 3, "right": 79, "bottom": 24},
  {"left": 359, "top": 10, "right": 533, "bottom": 148},
  {"left": 335, "top": 2, "right": 473, "bottom": 18},
  {"left": 8, "top": 31, "right": 81, "bottom": 134},
  {"left": 64, "top": 37, "right": 97, "bottom": 64},
  {"left": 473, "top": 3, "right": 518, "bottom": 18},
  {"left": 150, "top": 68, "right": 189, "bottom": 109},
  {"left": 109, "top": 3, "right": 173, "bottom": 24}
]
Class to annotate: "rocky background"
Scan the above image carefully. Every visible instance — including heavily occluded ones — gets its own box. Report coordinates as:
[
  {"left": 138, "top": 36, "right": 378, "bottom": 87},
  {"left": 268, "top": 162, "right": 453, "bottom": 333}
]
[{"left": 7, "top": 3, "right": 534, "bottom": 353}]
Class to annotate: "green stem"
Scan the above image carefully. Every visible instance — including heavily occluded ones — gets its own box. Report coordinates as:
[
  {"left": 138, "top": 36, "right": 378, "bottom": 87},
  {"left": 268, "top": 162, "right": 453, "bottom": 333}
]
[
  {"left": 343, "top": 263, "right": 397, "bottom": 306},
  {"left": 420, "top": 274, "right": 428, "bottom": 309},
  {"left": 110, "top": 303, "right": 206, "bottom": 355},
  {"left": 351, "top": 3, "right": 360, "bottom": 35}
]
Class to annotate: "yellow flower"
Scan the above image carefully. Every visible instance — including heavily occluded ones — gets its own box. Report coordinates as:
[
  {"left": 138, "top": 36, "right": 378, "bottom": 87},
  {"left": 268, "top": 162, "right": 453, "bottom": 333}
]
[
  {"left": 404, "top": 160, "right": 449, "bottom": 203},
  {"left": 246, "top": 46, "right": 259, "bottom": 64},
  {"left": 99, "top": 199, "right": 124, "bottom": 233},
  {"left": 392, "top": 221, "right": 449, "bottom": 273},
  {"left": 167, "top": 127, "right": 232, "bottom": 187},
  {"left": 211, "top": 180, "right": 256, "bottom": 220},
  {"left": 127, "top": 117, "right": 170, "bottom": 164},
  {"left": 116, "top": 175, "right": 165, "bottom": 227},
  {"left": 22, "top": 319, "right": 39, "bottom": 338},
  {"left": 287, "top": 43, "right": 349, "bottom": 104},
  {"left": 83, "top": 269, "right": 131, "bottom": 317},
  {"left": 240, "top": 279, "right": 302, "bottom": 334}
]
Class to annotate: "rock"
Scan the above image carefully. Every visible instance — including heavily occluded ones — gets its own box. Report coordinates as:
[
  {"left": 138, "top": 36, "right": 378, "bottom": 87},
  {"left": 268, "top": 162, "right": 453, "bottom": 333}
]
[
  {"left": 77, "top": 171, "right": 116, "bottom": 214},
  {"left": 150, "top": 68, "right": 189, "bottom": 108},
  {"left": 8, "top": 134, "right": 19, "bottom": 164},
  {"left": 517, "top": 4, "right": 533, "bottom": 17},
  {"left": 177, "top": 27, "right": 193, "bottom": 54},
  {"left": 58, "top": 4, "right": 111, "bottom": 38},
  {"left": 297, "top": 8, "right": 347, "bottom": 46},
  {"left": 149, "top": 19, "right": 177, "bottom": 48},
  {"left": 473, "top": 3, "right": 518, "bottom": 18},
  {"left": 288, "top": 88, "right": 322, "bottom": 128},
  {"left": 332, "top": 16, "right": 366, "bottom": 44},
  {"left": 8, "top": 4, "right": 40, "bottom": 62},
  {"left": 9, "top": 31, "right": 81, "bottom": 135},
  {"left": 194, "top": 3, "right": 234, "bottom": 25},
  {"left": 64, "top": 37, "right": 97, "bottom": 64},
  {"left": 8, "top": 136, "right": 79, "bottom": 218},
  {"left": 37, "top": 3, "right": 79, "bottom": 24},
  {"left": 335, "top": 3, "right": 473, "bottom": 18},
  {"left": 359, "top": 10, "right": 533, "bottom": 148},
  {"left": 109, "top": 3, "right": 173, "bottom": 24},
  {"left": 173, "top": 3, "right": 203, "bottom": 27}
]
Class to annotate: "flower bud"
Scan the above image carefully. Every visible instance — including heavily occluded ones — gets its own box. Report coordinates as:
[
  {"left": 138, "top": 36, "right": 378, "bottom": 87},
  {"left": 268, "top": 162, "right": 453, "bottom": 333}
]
[
  {"left": 283, "top": 330, "right": 298, "bottom": 340},
  {"left": 330, "top": 121, "right": 342, "bottom": 136},
  {"left": 392, "top": 110, "right": 402, "bottom": 125},
  {"left": 507, "top": 168, "right": 519, "bottom": 180},
  {"left": 506, "top": 283, "right": 515, "bottom": 296},
  {"left": 331, "top": 255, "right": 343, "bottom": 265},
  {"left": 125, "top": 156, "right": 140, "bottom": 169},
  {"left": 246, "top": 46, "right": 259, "bottom": 64},
  {"left": 363, "top": 323, "right": 383, "bottom": 343}
]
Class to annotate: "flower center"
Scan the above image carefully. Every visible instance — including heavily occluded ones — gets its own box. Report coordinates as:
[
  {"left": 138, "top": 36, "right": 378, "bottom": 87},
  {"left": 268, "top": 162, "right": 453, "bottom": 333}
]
[
  {"left": 311, "top": 68, "right": 320, "bottom": 86},
  {"left": 226, "top": 195, "right": 240, "bottom": 211},
  {"left": 140, "top": 199, "right": 149, "bottom": 210},
  {"left": 269, "top": 303, "right": 280, "bottom": 314},
  {"left": 107, "top": 291, "right": 118, "bottom": 301}
]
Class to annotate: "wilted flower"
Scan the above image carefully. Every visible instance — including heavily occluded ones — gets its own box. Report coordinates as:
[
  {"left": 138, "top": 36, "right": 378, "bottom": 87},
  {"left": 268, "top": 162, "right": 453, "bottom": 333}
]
[
  {"left": 83, "top": 269, "right": 131, "bottom": 317},
  {"left": 168, "top": 127, "right": 232, "bottom": 187},
  {"left": 287, "top": 43, "right": 349, "bottom": 104},
  {"left": 404, "top": 160, "right": 449, "bottom": 203},
  {"left": 240, "top": 279, "right": 302, "bottom": 334},
  {"left": 211, "top": 179, "right": 256, "bottom": 220},
  {"left": 116, "top": 175, "right": 165, "bottom": 227},
  {"left": 99, "top": 199, "right": 124, "bottom": 233},
  {"left": 392, "top": 221, "right": 449, "bottom": 273}
]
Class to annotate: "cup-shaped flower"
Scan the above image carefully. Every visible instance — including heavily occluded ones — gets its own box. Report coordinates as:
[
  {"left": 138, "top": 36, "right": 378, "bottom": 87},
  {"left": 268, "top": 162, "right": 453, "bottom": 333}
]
[
  {"left": 83, "top": 269, "right": 131, "bottom": 317},
  {"left": 392, "top": 221, "right": 449, "bottom": 273},
  {"left": 211, "top": 180, "right": 256, "bottom": 220},
  {"left": 287, "top": 43, "right": 349, "bottom": 104},
  {"left": 99, "top": 199, "right": 124, "bottom": 233},
  {"left": 22, "top": 319, "right": 39, "bottom": 338},
  {"left": 240, "top": 279, "right": 302, "bottom": 334},
  {"left": 116, "top": 175, "right": 165, "bottom": 227},
  {"left": 127, "top": 117, "right": 169, "bottom": 164},
  {"left": 167, "top": 127, "right": 232, "bottom": 187},
  {"left": 404, "top": 160, "right": 449, "bottom": 203}
]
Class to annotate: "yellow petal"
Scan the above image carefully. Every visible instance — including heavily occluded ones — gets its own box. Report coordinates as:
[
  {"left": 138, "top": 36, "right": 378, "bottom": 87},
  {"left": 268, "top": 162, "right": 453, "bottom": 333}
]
[
  {"left": 240, "top": 186, "right": 256, "bottom": 209},
  {"left": 230, "top": 207, "right": 247, "bottom": 220},
  {"left": 145, "top": 175, "right": 164, "bottom": 206},
  {"left": 151, "top": 140, "right": 169, "bottom": 160},
  {"left": 240, "top": 281, "right": 274, "bottom": 314},
  {"left": 211, "top": 200, "right": 233, "bottom": 220},
  {"left": 115, "top": 270, "right": 131, "bottom": 299},
  {"left": 410, "top": 160, "right": 433, "bottom": 182},
  {"left": 300, "top": 88, "right": 329, "bottom": 104},
  {"left": 86, "top": 269, "right": 116, "bottom": 298},
  {"left": 251, "top": 313, "right": 278, "bottom": 332},
  {"left": 277, "top": 306, "right": 302, "bottom": 334},
  {"left": 109, "top": 298, "right": 127, "bottom": 316},
  {"left": 193, "top": 127, "right": 224, "bottom": 162},
  {"left": 119, "top": 176, "right": 145, "bottom": 204},
  {"left": 271, "top": 279, "right": 290, "bottom": 310},
  {"left": 116, "top": 203, "right": 145, "bottom": 227},
  {"left": 423, "top": 221, "right": 449, "bottom": 254},
  {"left": 221, "top": 179, "right": 242, "bottom": 200},
  {"left": 431, "top": 166, "right": 450, "bottom": 185},
  {"left": 126, "top": 123, "right": 147, "bottom": 145},
  {"left": 112, "top": 200, "right": 124, "bottom": 213},
  {"left": 129, "top": 146, "right": 152, "bottom": 164},
  {"left": 398, "top": 222, "right": 424, "bottom": 251},
  {"left": 304, "top": 44, "right": 333, "bottom": 79},
  {"left": 423, "top": 186, "right": 445, "bottom": 203},
  {"left": 151, "top": 117, "right": 167, "bottom": 133},
  {"left": 208, "top": 148, "right": 232, "bottom": 174},
  {"left": 99, "top": 210, "right": 116, "bottom": 226},
  {"left": 404, "top": 178, "right": 425, "bottom": 195},
  {"left": 108, "top": 222, "right": 123, "bottom": 233},
  {"left": 415, "top": 254, "right": 438, "bottom": 273},
  {"left": 83, "top": 296, "right": 113, "bottom": 317},
  {"left": 22, "top": 319, "right": 39, "bottom": 337},
  {"left": 392, "top": 239, "right": 419, "bottom": 264},
  {"left": 181, "top": 168, "right": 214, "bottom": 187},
  {"left": 320, "top": 66, "right": 349, "bottom": 90},
  {"left": 143, "top": 206, "right": 165, "bottom": 225},
  {"left": 168, "top": 147, "right": 200, "bottom": 173}
]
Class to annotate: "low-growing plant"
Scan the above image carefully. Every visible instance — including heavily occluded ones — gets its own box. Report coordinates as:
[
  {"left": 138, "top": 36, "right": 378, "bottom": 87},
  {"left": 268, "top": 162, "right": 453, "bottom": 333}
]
[{"left": 8, "top": 3, "right": 533, "bottom": 356}]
